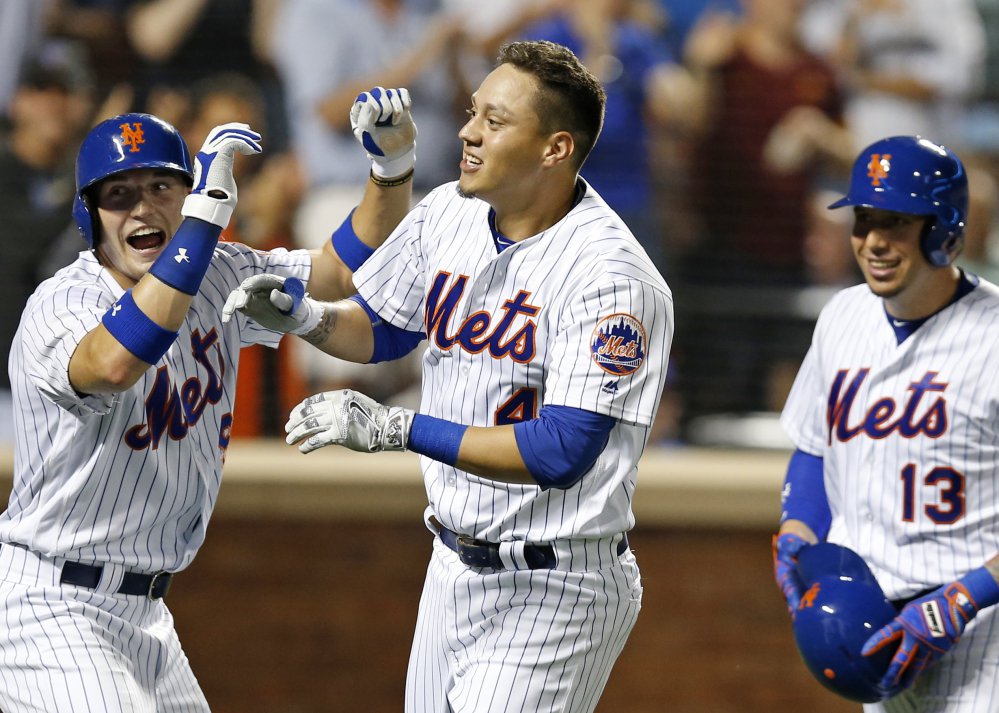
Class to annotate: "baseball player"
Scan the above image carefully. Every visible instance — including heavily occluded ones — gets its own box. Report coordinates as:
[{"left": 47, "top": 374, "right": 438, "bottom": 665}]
[
  {"left": 226, "top": 40, "right": 673, "bottom": 713},
  {"left": 773, "top": 136, "right": 999, "bottom": 711},
  {"left": 0, "top": 86, "right": 417, "bottom": 712}
]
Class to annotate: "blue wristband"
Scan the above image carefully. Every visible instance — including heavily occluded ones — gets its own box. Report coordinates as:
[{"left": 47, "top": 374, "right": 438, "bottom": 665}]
[
  {"left": 331, "top": 209, "right": 375, "bottom": 272},
  {"left": 960, "top": 566, "right": 999, "bottom": 609},
  {"left": 780, "top": 450, "right": 832, "bottom": 540},
  {"left": 408, "top": 414, "right": 467, "bottom": 466},
  {"left": 102, "top": 289, "right": 179, "bottom": 364},
  {"left": 148, "top": 217, "right": 221, "bottom": 295}
]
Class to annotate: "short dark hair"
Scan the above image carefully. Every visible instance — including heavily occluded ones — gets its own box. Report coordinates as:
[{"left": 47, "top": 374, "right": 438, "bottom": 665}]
[{"left": 497, "top": 40, "right": 606, "bottom": 170}]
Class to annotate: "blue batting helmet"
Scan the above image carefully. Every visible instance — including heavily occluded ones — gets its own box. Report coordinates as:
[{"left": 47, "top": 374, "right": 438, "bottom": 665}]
[
  {"left": 73, "top": 113, "right": 193, "bottom": 247},
  {"left": 829, "top": 136, "right": 968, "bottom": 267},
  {"left": 791, "top": 543, "right": 897, "bottom": 703}
]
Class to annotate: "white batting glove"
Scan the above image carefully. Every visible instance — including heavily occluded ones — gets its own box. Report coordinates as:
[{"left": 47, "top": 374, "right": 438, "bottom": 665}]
[
  {"left": 182, "top": 122, "right": 262, "bottom": 228},
  {"left": 350, "top": 87, "right": 416, "bottom": 179},
  {"left": 222, "top": 275, "right": 323, "bottom": 335},
  {"left": 285, "top": 389, "right": 413, "bottom": 455}
]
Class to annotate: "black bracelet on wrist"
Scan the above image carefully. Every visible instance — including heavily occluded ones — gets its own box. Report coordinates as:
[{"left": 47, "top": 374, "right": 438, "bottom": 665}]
[{"left": 369, "top": 168, "right": 414, "bottom": 187}]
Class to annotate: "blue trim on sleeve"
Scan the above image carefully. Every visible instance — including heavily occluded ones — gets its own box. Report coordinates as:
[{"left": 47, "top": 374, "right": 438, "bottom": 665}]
[
  {"left": 101, "top": 289, "right": 179, "bottom": 364},
  {"left": 780, "top": 449, "right": 831, "bottom": 539},
  {"left": 513, "top": 405, "right": 615, "bottom": 489},
  {"left": 330, "top": 209, "right": 375, "bottom": 271},
  {"left": 148, "top": 217, "right": 220, "bottom": 295},
  {"left": 347, "top": 295, "right": 424, "bottom": 363},
  {"left": 408, "top": 414, "right": 467, "bottom": 466}
]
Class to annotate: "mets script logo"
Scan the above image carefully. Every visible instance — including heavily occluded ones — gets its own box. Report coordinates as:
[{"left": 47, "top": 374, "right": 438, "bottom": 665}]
[
  {"left": 867, "top": 153, "right": 891, "bottom": 186},
  {"left": 125, "top": 328, "right": 228, "bottom": 451},
  {"left": 425, "top": 271, "right": 539, "bottom": 363},
  {"left": 590, "top": 314, "right": 646, "bottom": 376},
  {"left": 119, "top": 122, "right": 145, "bottom": 153},
  {"left": 826, "top": 369, "right": 948, "bottom": 445}
]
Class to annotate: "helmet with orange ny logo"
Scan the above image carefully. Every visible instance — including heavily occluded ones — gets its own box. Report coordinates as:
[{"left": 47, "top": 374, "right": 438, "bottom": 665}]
[
  {"left": 829, "top": 136, "right": 968, "bottom": 267},
  {"left": 73, "top": 113, "right": 194, "bottom": 247},
  {"left": 791, "top": 542, "right": 898, "bottom": 703}
]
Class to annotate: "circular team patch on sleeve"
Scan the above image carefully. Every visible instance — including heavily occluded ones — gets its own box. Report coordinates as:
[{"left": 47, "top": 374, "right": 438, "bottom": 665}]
[{"left": 590, "top": 313, "right": 647, "bottom": 375}]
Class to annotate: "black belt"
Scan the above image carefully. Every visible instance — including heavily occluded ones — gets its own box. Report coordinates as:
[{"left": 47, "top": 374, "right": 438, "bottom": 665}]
[
  {"left": 430, "top": 517, "right": 628, "bottom": 570},
  {"left": 60, "top": 560, "right": 173, "bottom": 600}
]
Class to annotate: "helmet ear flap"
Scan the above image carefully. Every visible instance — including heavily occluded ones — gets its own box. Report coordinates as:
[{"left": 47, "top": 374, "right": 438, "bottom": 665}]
[
  {"left": 921, "top": 216, "right": 965, "bottom": 267},
  {"left": 72, "top": 192, "right": 96, "bottom": 249}
]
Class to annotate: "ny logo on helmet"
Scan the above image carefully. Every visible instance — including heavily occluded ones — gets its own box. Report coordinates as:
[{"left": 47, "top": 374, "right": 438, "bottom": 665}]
[
  {"left": 119, "top": 122, "right": 145, "bottom": 153},
  {"left": 867, "top": 153, "right": 891, "bottom": 187},
  {"left": 799, "top": 582, "right": 822, "bottom": 610}
]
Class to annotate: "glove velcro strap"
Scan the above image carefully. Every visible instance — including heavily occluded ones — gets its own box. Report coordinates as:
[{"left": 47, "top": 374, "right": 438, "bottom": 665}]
[
  {"left": 371, "top": 147, "right": 416, "bottom": 180},
  {"left": 958, "top": 566, "right": 999, "bottom": 610},
  {"left": 289, "top": 298, "right": 324, "bottom": 336},
  {"left": 102, "top": 290, "right": 179, "bottom": 364},
  {"left": 148, "top": 217, "right": 220, "bottom": 296},
  {"left": 181, "top": 191, "right": 235, "bottom": 229},
  {"left": 382, "top": 407, "right": 412, "bottom": 450}
]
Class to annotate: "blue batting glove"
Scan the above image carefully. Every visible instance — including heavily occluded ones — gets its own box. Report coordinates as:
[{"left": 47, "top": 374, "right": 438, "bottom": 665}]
[
  {"left": 773, "top": 532, "right": 808, "bottom": 614},
  {"left": 862, "top": 567, "right": 999, "bottom": 696}
]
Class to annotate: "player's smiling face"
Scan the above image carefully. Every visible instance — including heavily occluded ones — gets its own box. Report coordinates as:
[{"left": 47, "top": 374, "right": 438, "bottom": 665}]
[
  {"left": 94, "top": 169, "right": 188, "bottom": 286},
  {"left": 851, "top": 206, "right": 946, "bottom": 316},
  {"left": 457, "top": 64, "right": 553, "bottom": 205}
]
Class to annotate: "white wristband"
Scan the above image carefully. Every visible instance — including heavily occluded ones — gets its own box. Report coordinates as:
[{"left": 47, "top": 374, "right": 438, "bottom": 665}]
[
  {"left": 182, "top": 193, "right": 234, "bottom": 229},
  {"left": 371, "top": 147, "right": 416, "bottom": 180}
]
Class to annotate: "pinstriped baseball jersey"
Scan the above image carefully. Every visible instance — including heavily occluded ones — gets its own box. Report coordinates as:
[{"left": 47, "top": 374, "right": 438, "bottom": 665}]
[
  {"left": 781, "top": 279, "right": 999, "bottom": 601},
  {"left": 354, "top": 179, "right": 673, "bottom": 542},
  {"left": 0, "top": 243, "right": 310, "bottom": 573}
]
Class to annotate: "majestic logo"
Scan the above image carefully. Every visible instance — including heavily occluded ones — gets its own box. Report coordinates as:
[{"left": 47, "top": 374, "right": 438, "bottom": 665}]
[
  {"left": 826, "top": 369, "right": 948, "bottom": 445},
  {"left": 867, "top": 153, "right": 891, "bottom": 186},
  {"left": 425, "top": 271, "right": 539, "bottom": 363},
  {"left": 590, "top": 314, "right": 646, "bottom": 376},
  {"left": 119, "top": 122, "right": 145, "bottom": 153}
]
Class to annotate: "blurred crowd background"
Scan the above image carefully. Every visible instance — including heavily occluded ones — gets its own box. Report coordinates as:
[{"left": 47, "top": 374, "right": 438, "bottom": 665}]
[{"left": 3, "top": 0, "right": 999, "bottom": 449}]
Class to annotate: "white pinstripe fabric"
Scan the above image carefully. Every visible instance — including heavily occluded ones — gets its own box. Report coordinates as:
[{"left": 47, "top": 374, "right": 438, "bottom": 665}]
[
  {"left": 355, "top": 180, "right": 669, "bottom": 712},
  {"left": 0, "top": 545, "right": 208, "bottom": 713},
  {"left": 782, "top": 279, "right": 999, "bottom": 711},
  {"left": 355, "top": 181, "right": 673, "bottom": 543},
  {"left": 0, "top": 241, "right": 313, "bottom": 711},
  {"left": 405, "top": 537, "right": 642, "bottom": 713},
  {"left": 2, "top": 244, "right": 310, "bottom": 572}
]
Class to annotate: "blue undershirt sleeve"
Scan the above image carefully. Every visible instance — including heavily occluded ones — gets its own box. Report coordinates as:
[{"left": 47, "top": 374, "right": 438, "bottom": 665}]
[
  {"left": 513, "top": 405, "right": 616, "bottom": 490},
  {"left": 347, "top": 295, "right": 424, "bottom": 363},
  {"left": 780, "top": 449, "right": 831, "bottom": 540}
]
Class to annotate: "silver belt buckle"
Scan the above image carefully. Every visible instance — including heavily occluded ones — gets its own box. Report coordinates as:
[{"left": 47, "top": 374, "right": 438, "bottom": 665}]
[{"left": 147, "top": 571, "right": 170, "bottom": 600}]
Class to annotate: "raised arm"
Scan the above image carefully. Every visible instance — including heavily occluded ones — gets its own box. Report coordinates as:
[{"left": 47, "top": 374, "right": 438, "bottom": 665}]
[{"left": 306, "top": 87, "right": 417, "bottom": 302}]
